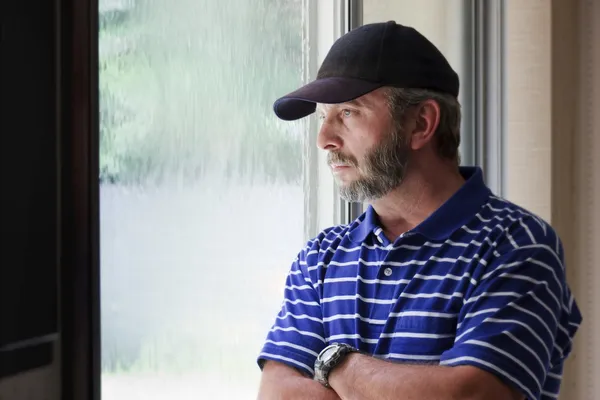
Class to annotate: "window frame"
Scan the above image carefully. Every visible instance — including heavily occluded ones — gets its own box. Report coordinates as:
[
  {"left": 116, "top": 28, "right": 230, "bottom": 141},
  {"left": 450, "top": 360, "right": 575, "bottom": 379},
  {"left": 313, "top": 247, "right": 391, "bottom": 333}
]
[
  {"left": 58, "top": 0, "right": 102, "bottom": 399},
  {"left": 473, "top": 0, "right": 506, "bottom": 196}
]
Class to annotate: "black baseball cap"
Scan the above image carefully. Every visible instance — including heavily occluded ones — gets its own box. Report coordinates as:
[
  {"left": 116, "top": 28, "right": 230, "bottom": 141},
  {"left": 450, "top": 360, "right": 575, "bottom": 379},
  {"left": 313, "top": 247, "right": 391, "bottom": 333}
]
[{"left": 273, "top": 21, "right": 459, "bottom": 121}]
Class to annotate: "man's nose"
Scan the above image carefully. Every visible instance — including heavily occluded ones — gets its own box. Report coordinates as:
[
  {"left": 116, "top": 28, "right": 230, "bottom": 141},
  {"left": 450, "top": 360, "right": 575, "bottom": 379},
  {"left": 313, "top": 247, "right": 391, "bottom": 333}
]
[{"left": 316, "top": 120, "right": 342, "bottom": 151}]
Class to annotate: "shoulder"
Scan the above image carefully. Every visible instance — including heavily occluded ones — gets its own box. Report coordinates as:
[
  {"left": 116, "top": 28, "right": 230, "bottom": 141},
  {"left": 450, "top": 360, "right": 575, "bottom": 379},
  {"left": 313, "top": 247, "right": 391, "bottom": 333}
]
[
  {"left": 471, "top": 194, "right": 569, "bottom": 296},
  {"left": 474, "top": 196, "right": 583, "bottom": 360},
  {"left": 292, "top": 223, "right": 356, "bottom": 278},
  {"left": 483, "top": 194, "right": 563, "bottom": 259},
  {"left": 300, "top": 223, "right": 355, "bottom": 256}
]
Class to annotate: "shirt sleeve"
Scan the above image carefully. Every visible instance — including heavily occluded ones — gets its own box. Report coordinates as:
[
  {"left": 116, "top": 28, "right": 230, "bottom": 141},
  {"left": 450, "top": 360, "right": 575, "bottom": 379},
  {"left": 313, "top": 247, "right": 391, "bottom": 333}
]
[
  {"left": 439, "top": 234, "right": 582, "bottom": 400},
  {"left": 256, "top": 245, "right": 326, "bottom": 376}
]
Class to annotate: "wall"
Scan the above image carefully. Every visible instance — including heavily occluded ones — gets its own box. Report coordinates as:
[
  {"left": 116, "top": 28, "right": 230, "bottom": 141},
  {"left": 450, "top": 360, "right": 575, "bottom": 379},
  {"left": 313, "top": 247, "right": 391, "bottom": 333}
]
[
  {"left": 0, "top": 0, "right": 62, "bottom": 398},
  {"left": 560, "top": 0, "right": 600, "bottom": 397},
  {"left": 505, "top": 0, "right": 553, "bottom": 220},
  {"left": 548, "top": 0, "right": 581, "bottom": 396},
  {"left": 505, "top": 0, "right": 600, "bottom": 398}
]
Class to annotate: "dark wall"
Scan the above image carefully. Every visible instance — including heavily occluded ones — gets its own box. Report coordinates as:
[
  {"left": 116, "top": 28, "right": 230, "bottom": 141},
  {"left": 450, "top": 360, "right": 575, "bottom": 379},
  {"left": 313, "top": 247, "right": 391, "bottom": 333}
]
[
  {"left": 0, "top": 1, "right": 100, "bottom": 399},
  {"left": 0, "top": 0, "right": 59, "bottom": 377}
]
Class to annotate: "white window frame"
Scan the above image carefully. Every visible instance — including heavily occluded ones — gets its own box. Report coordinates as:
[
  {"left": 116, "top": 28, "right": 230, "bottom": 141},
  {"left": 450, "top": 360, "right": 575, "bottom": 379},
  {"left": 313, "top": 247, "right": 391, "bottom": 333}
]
[{"left": 303, "top": 0, "right": 350, "bottom": 239}]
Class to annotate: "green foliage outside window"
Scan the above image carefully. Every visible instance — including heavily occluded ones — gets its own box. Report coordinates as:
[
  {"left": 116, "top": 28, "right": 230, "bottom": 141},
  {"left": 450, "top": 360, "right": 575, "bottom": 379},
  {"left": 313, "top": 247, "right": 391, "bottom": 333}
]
[{"left": 99, "top": 0, "right": 305, "bottom": 186}]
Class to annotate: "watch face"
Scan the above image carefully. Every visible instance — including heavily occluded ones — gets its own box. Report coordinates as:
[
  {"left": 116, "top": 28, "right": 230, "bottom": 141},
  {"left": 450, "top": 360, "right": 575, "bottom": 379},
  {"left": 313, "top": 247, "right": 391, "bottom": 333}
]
[{"left": 320, "top": 346, "right": 338, "bottom": 361}]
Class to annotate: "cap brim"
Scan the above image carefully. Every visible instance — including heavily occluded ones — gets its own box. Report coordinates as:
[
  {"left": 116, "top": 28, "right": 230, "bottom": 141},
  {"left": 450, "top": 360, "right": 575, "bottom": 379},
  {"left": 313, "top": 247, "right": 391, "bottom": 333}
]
[{"left": 273, "top": 77, "right": 383, "bottom": 121}]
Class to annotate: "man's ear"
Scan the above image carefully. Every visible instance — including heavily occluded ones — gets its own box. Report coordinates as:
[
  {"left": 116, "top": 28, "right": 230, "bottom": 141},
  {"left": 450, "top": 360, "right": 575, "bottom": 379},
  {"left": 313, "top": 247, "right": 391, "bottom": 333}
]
[{"left": 409, "top": 99, "right": 441, "bottom": 151}]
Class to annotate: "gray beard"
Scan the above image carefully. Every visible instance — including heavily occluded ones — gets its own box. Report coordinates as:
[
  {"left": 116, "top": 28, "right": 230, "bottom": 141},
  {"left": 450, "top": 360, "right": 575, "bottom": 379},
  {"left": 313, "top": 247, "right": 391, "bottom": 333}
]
[{"left": 335, "top": 129, "right": 411, "bottom": 203}]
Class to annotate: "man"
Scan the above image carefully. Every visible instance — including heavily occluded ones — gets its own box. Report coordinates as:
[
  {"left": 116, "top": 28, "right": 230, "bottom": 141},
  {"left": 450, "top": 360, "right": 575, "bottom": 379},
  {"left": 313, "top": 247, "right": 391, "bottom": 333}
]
[{"left": 256, "top": 21, "right": 582, "bottom": 400}]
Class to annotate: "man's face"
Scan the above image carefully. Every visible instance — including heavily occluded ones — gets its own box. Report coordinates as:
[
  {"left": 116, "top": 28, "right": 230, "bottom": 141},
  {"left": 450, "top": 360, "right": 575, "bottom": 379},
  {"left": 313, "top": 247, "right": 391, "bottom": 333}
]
[{"left": 316, "top": 88, "right": 411, "bottom": 203}]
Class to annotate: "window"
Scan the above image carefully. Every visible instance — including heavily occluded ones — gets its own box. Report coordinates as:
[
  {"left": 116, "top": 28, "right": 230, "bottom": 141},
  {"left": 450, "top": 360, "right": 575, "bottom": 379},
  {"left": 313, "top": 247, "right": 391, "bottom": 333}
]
[{"left": 98, "top": 0, "right": 336, "bottom": 398}]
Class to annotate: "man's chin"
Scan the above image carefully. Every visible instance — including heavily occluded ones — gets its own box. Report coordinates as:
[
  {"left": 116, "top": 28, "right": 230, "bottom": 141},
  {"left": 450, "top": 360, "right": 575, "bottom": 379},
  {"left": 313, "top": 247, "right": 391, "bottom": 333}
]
[
  {"left": 338, "top": 192, "right": 364, "bottom": 203},
  {"left": 335, "top": 179, "right": 359, "bottom": 195},
  {"left": 336, "top": 181, "right": 366, "bottom": 203},
  {"left": 336, "top": 180, "right": 397, "bottom": 203}
]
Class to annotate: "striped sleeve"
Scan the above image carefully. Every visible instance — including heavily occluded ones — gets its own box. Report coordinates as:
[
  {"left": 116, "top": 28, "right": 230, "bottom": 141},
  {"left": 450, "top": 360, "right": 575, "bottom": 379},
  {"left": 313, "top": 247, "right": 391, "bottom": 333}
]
[
  {"left": 439, "top": 240, "right": 581, "bottom": 400},
  {"left": 257, "top": 246, "right": 326, "bottom": 376}
]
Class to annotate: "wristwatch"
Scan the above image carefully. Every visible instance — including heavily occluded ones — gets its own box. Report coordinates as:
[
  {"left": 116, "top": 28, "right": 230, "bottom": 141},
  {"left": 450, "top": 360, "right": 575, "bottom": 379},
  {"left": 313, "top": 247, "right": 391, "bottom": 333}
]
[{"left": 314, "top": 343, "right": 359, "bottom": 387}]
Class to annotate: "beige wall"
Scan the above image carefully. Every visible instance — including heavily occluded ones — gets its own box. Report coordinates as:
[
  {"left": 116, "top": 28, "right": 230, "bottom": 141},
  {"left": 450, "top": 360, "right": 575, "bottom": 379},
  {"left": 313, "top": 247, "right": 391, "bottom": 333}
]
[
  {"left": 559, "top": 0, "right": 600, "bottom": 397},
  {"left": 506, "top": 0, "right": 599, "bottom": 398},
  {"left": 505, "top": 1, "right": 553, "bottom": 220}
]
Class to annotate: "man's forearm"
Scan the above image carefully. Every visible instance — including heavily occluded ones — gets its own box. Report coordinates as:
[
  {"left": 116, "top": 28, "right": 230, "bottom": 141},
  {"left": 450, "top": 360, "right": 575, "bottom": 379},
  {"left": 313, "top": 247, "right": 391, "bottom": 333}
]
[
  {"left": 328, "top": 354, "right": 511, "bottom": 400},
  {"left": 258, "top": 374, "right": 341, "bottom": 400},
  {"left": 328, "top": 354, "right": 461, "bottom": 400},
  {"left": 258, "top": 361, "right": 342, "bottom": 400}
]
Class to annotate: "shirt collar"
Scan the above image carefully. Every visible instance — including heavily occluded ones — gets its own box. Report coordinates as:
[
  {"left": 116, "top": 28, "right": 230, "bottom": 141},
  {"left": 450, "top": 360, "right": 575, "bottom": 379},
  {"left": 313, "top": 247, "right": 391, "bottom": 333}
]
[{"left": 348, "top": 166, "right": 491, "bottom": 243}]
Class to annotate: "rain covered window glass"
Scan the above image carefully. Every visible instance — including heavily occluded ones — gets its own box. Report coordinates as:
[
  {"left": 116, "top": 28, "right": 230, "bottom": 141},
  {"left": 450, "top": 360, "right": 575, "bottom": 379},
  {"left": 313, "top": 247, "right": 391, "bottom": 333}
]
[{"left": 99, "top": 0, "right": 308, "bottom": 397}]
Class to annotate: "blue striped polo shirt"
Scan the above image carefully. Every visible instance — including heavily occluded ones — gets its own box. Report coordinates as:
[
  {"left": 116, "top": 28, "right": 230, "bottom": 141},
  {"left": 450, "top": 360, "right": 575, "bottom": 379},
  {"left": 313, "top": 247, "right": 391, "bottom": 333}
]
[{"left": 258, "top": 166, "right": 582, "bottom": 400}]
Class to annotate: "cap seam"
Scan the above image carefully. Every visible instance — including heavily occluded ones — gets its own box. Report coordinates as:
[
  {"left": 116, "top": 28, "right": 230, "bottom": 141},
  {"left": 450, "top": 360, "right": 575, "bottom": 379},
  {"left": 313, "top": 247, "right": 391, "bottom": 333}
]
[{"left": 374, "top": 22, "right": 391, "bottom": 81}]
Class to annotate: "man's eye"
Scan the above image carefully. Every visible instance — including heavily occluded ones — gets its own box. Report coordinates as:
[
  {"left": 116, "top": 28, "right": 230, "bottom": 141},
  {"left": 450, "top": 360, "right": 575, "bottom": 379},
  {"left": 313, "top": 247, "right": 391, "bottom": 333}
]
[{"left": 342, "top": 109, "right": 352, "bottom": 117}]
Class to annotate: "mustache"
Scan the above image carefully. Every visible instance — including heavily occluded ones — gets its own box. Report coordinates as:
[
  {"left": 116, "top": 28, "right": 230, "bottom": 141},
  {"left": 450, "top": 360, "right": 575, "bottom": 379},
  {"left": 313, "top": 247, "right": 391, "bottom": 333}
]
[{"left": 327, "top": 151, "right": 358, "bottom": 167}]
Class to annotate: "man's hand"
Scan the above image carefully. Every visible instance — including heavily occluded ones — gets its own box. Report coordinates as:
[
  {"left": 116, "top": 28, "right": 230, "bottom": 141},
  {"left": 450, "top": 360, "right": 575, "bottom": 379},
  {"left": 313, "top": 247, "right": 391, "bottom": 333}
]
[
  {"left": 257, "top": 360, "right": 342, "bottom": 400},
  {"left": 328, "top": 353, "right": 524, "bottom": 400}
]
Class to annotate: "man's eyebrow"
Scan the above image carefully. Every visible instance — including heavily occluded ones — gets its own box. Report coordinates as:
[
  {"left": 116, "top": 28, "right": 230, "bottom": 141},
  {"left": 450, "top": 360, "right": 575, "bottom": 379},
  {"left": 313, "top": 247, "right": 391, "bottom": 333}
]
[{"left": 344, "top": 99, "right": 363, "bottom": 107}]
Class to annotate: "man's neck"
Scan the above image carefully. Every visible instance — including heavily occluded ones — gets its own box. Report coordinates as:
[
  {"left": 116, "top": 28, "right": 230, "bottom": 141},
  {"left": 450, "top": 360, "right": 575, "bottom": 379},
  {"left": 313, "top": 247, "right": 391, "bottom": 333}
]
[{"left": 370, "top": 164, "right": 465, "bottom": 241}]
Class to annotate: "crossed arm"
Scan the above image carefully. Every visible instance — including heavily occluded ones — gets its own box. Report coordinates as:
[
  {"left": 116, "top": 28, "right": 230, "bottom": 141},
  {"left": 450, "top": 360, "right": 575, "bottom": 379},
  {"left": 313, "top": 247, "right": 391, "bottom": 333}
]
[
  {"left": 258, "top": 234, "right": 578, "bottom": 400},
  {"left": 257, "top": 356, "right": 523, "bottom": 400},
  {"left": 257, "top": 360, "right": 341, "bottom": 400}
]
